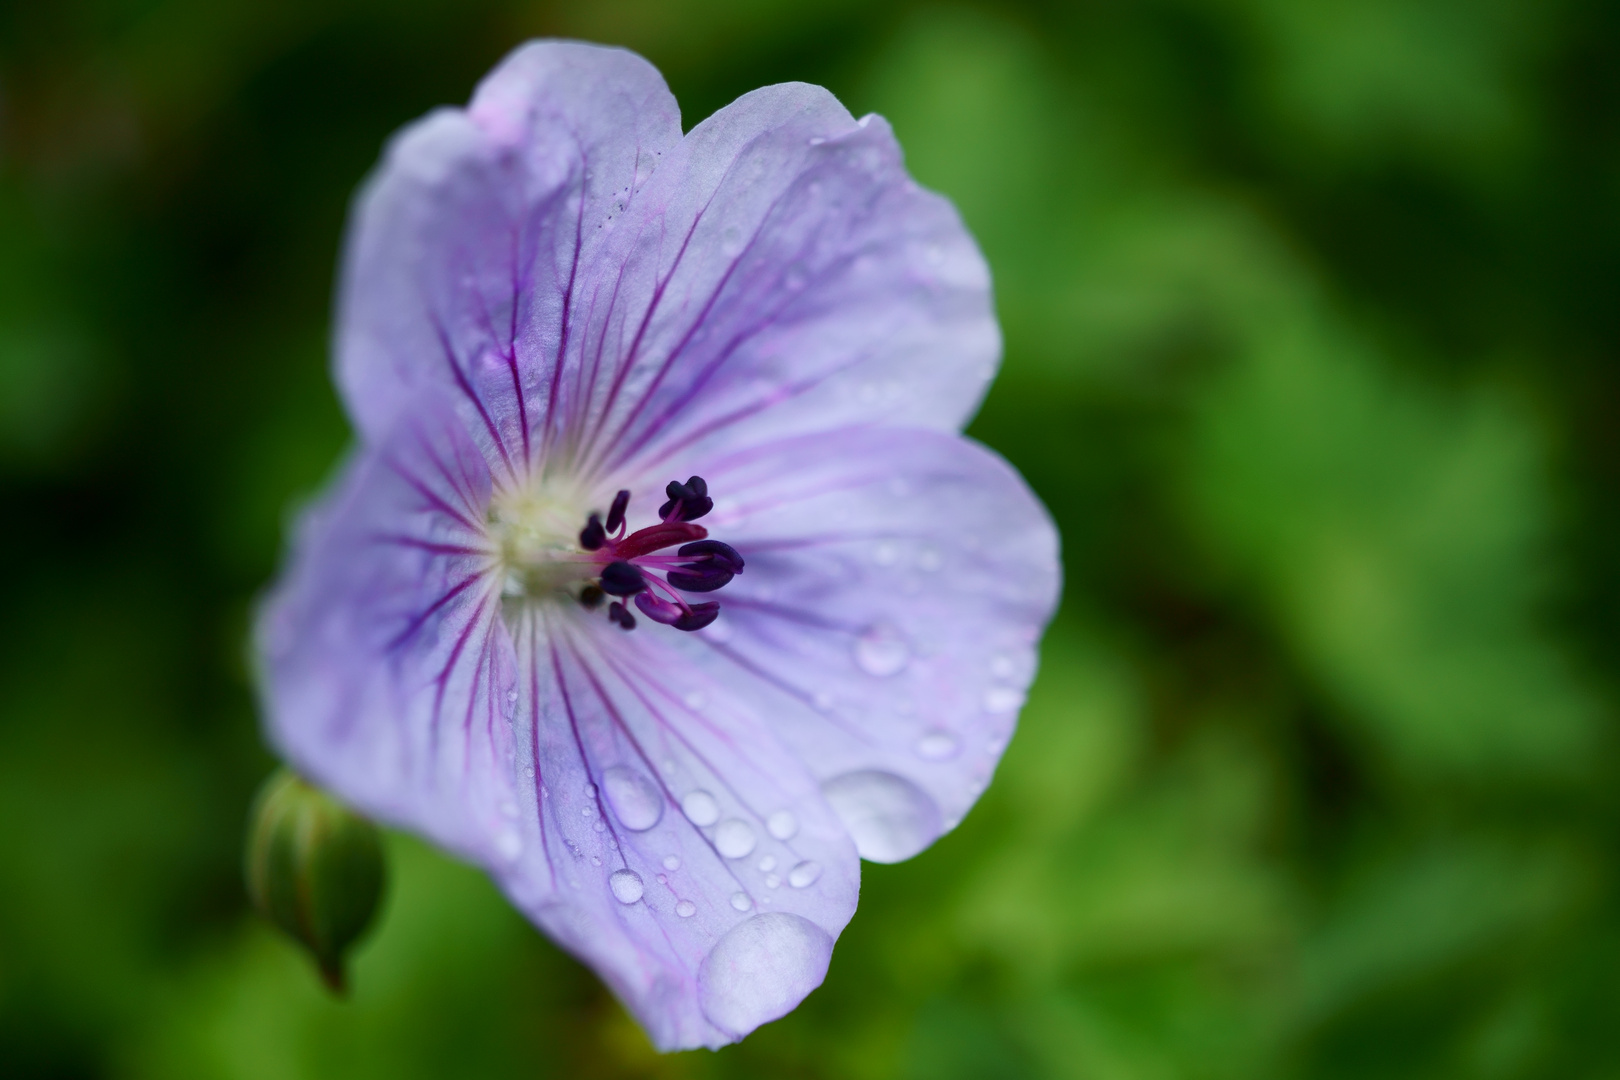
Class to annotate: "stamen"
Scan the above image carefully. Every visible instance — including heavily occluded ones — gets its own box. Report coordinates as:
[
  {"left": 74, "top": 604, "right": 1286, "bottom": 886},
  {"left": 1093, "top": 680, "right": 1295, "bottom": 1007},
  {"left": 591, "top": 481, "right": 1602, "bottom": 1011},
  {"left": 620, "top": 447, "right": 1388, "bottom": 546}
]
[
  {"left": 659, "top": 475, "right": 713, "bottom": 522},
  {"left": 607, "top": 601, "right": 636, "bottom": 630},
  {"left": 605, "top": 489, "right": 630, "bottom": 533},
  {"left": 579, "top": 585, "right": 605, "bottom": 609},
  {"left": 579, "top": 514, "right": 607, "bottom": 551},
  {"left": 600, "top": 561, "right": 647, "bottom": 596}
]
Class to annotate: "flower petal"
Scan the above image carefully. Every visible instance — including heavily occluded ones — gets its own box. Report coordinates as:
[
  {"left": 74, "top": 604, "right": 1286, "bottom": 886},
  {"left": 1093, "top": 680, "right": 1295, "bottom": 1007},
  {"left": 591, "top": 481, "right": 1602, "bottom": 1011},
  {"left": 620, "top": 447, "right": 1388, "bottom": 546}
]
[
  {"left": 575, "top": 83, "right": 999, "bottom": 478},
  {"left": 497, "top": 616, "right": 859, "bottom": 1049},
  {"left": 675, "top": 426, "right": 1061, "bottom": 859},
  {"left": 256, "top": 402, "right": 520, "bottom": 867},
  {"left": 336, "top": 41, "right": 682, "bottom": 456},
  {"left": 257, "top": 404, "right": 860, "bottom": 1050}
]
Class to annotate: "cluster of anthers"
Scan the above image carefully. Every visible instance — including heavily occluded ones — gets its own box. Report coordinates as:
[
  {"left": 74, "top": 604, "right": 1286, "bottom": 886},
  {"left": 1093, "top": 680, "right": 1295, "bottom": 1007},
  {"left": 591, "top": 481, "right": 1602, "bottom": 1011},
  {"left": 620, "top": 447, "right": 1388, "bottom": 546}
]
[{"left": 575, "top": 476, "right": 744, "bottom": 633}]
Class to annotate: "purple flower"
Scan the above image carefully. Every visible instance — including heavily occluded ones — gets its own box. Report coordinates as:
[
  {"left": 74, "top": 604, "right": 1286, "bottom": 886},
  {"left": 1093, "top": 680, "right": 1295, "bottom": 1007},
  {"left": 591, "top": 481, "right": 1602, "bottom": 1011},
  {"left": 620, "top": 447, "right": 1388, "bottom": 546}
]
[{"left": 256, "top": 40, "right": 1058, "bottom": 1049}]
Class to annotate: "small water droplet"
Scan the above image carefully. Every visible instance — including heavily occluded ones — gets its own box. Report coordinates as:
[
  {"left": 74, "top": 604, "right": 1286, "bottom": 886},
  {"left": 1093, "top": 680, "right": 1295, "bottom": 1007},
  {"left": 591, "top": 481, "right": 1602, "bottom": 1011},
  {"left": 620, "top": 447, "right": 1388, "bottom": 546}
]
[
  {"left": 683, "top": 690, "right": 706, "bottom": 709},
  {"left": 788, "top": 861, "right": 822, "bottom": 888},
  {"left": 807, "top": 135, "right": 826, "bottom": 146},
  {"left": 990, "top": 655, "right": 1016, "bottom": 679},
  {"left": 917, "top": 547, "right": 943, "bottom": 572},
  {"left": 602, "top": 766, "right": 663, "bottom": 831},
  {"left": 715, "top": 819, "right": 757, "bottom": 859},
  {"left": 821, "top": 770, "right": 943, "bottom": 863},
  {"left": 873, "top": 541, "right": 899, "bottom": 566},
  {"left": 657, "top": 873, "right": 667, "bottom": 884},
  {"left": 676, "top": 900, "right": 697, "bottom": 918},
  {"left": 610, "top": 869, "right": 644, "bottom": 904},
  {"left": 766, "top": 810, "right": 799, "bottom": 840},
  {"left": 524, "top": 766, "right": 536, "bottom": 778},
  {"left": 496, "top": 831, "right": 522, "bottom": 861},
  {"left": 731, "top": 891, "right": 753, "bottom": 911},
  {"left": 593, "top": 821, "right": 605, "bottom": 832},
  {"left": 854, "top": 624, "right": 910, "bottom": 677},
  {"left": 663, "top": 854, "right": 681, "bottom": 871},
  {"left": 682, "top": 790, "right": 720, "bottom": 826},
  {"left": 581, "top": 806, "right": 595, "bottom": 818},
  {"left": 590, "top": 855, "right": 602, "bottom": 866},
  {"left": 983, "top": 687, "right": 1025, "bottom": 714},
  {"left": 915, "top": 729, "right": 961, "bottom": 761},
  {"left": 499, "top": 799, "right": 519, "bottom": 818},
  {"left": 506, "top": 690, "right": 518, "bottom": 704},
  {"left": 757, "top": 855, "right": 777, "bottom": 873},
  {"left": 765, "top": 873, "right": 781, "bottom": 888}
]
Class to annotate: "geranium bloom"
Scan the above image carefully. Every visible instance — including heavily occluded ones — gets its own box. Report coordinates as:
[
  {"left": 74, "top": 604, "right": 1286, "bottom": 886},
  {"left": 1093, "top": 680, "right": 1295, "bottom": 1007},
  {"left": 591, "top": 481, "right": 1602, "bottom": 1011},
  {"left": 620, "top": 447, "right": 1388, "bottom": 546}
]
[{"left": 257, "top": 40, "right": 1058, "bottom": 1049}]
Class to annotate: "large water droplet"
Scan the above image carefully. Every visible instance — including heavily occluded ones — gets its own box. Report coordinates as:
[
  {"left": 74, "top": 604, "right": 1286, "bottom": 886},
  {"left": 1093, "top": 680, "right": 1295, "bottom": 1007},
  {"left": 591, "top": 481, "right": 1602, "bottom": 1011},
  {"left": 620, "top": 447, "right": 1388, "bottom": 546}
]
[
  {"left": 682, "top": 790, "right": 720, "bottom": 826},
  {"left": 610, "top": 869, "right": 644, "bottom": 904},
  {"left": 699, "top": 913, "right": 833, "bottom": 1037},
  {"left": 766, "top": 810, "right": 799, "bottom": 840},
  {"left": 715, "top": 819, "right": 757, "bottom": 859},
  {"left": 915, "top": 729, "right": 961, "bottom": 761},
  {"left": 676, "top": 899, "right": 697, "bottom": 918},
  {"left": 788, "top": 860, "right": 822, "bottom": 888},
  {"left": 821, "top": 770, "right": 942, "bottom": 863},
  {"left": 602, "top": 766, "right": 663, "bottom": 831},
  {"left": 983, "top": 686, "right": 1025, "bottom": 714},
  {"left": 854, "top": 624, "right": 910, "bottom": 677}
]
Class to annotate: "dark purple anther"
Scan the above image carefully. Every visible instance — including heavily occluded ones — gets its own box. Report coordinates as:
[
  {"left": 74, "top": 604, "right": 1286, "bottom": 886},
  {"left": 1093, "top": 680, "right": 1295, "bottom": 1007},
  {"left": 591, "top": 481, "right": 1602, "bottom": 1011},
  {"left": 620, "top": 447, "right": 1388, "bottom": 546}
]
[
  {"left": 672, "top": 602, "right": 721, "bottom": 632},
  {"left": 599, "top": 561, "right": 647, "bottom": 596},
  {"left": 607, "top": 601, "right": 636, "bottom": 631},
  {"left": 658, "top": 475, "right": 713, "bottom": 522},
  {"left": 579, "top": 584, "right": 605, "bottom": 609},
  {"left": 579, "top": 513, "right": 607, "bottom": 550},
  {"left": 666, "top": 566, "right": 733, "bottom": 593},
  {"left": 606, "top": 489, "right": 630, "bottom": 533},
  {"left": 676, "top": 540, "right": 744, "bottom": 574}
]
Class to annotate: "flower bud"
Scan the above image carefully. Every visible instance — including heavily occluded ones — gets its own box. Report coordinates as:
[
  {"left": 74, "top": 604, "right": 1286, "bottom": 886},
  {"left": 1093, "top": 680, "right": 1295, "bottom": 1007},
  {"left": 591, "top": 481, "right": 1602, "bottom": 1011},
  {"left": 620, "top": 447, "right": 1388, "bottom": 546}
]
[{"left": 244, "top": 769, "right": 385, "bottom": 994}]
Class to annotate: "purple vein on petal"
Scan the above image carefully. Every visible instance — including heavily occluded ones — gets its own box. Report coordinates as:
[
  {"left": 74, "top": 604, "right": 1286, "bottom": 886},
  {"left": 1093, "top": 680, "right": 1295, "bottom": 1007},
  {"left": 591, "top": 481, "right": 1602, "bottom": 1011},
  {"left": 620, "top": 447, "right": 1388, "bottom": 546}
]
[
  {"left": 428, "top": 590, "right": 494, "bottom": 761},
  {"left": 541, "top": 148, "right": 589, "bottom": 462},
  {"left": 524, "top": 608, "right": 559, "bottom": 890},
  {"left": 386, "top": 454, "right": 485, "bottom": 535},
  {"left": 428, "top": 309, "right": 516, "bottom": 481},
  {"left": 546, "top": 627, "right": 637, "bottom": 875},
  {"left": 388, "top": 572, "right": 487, "bottom": 652}
]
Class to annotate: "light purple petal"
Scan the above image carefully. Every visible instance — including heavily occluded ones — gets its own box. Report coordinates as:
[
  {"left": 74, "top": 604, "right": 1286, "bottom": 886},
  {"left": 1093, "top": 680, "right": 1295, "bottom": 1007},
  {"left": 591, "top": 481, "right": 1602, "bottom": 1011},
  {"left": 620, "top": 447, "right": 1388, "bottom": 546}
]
[
  {"left": 338, "top": 40, "right": 997, "bottom": 476},
  {"left": 336, "top": 41, "right": 682, "bottom": 454},
  {"left": 670, "top": 426, "right": 1060, "bottom": 858},
  {"left": 258, "top": 404, "right": 860, "bottom": 1050}
]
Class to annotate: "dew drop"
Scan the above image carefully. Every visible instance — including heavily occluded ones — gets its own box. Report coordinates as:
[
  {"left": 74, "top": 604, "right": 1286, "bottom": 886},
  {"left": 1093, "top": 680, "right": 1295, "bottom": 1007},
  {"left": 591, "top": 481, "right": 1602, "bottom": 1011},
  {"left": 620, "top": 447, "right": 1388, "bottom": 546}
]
[
  {"left": 581, "top": 806, "right": 594, "bottom": 818},
  {"left": 524, "top": 766, "right": 536, "bottom": 778},
  {"left": 682, "top": 790, "right": 720, "bottom": 826},
  {"left": 807, "top": 135, "right": 826, "bottom": 146},
  {"left": 495, "top": 830, "right": 522, "bottom": 861},
  {"left": 663, "top": 854, "right": 681, "bottom": 871},
  {"left": 766, "top": 810, "right": 799, "bottom": 840},
  {"left": 499, "top": 799, "right": 519, "bottom": 818},
  {"left": 657, "top": 873, "right": 667, "bottom": 884},
  {"left": 821, "top": 770, "right": 942, "bottom": 863},
  {"left": 915, "top": 729, "right": 961, "bottom": 761},
  {"left": 715, "top": 819, "right": 757, "bottom": 859},
  {"left": 765, "top": 873, "right": 781, "bottom": 889},
  {"left": 990, "top": 654, "right": 1017, "bottom": 679},
  {"left": 788, "top": 861, "right": 823, "bottom": 888},
  {"left": 983, "top": 687, "right": 1025, "bottom": 714},
  {"left": 854, "top": 624, "right": 910, "bottom": 677},
  {"left": 609, "top": 869, "right": 644, "bottom": 904},
  {"left": 757, "top": 855, "right": 777, "bottom": 873},
  {"left": 873, "top": 541, "right": 899, "bottom": 566},
  {"left": 593, "top": 821, "right": 605, "bottom": 832},
  {"left": 676, "top": 900, "right": 697, "bottom": 918},
  {"left": 590, "top": 855, "right": 602, "bottom": 866},
  {"left": 731, "top": 892, "right": 753, "bottom": 911},
  {"left": 602, "top": 766, "right": 663, "bottom": 831},
  {"left": 698, "top": 913, "right": 832, "bottom": 1035},
  {"left": 917, "top": 547, "right": 943, "bottom": 572}
]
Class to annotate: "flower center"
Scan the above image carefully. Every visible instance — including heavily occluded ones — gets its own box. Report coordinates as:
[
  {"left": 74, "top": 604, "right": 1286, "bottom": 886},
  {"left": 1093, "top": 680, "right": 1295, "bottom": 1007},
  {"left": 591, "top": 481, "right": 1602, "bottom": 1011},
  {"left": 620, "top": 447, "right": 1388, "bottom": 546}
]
[{"left": 489, "top": 475, "right": 744, "bottom": 633}]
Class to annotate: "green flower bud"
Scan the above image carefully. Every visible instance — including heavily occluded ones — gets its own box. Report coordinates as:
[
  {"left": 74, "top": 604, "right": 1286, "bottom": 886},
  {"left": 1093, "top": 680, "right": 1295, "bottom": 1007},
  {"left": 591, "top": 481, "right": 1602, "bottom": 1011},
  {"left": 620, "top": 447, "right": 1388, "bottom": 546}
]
[{"left": 244, "top": 769, "right": 386, "bottom": 994}]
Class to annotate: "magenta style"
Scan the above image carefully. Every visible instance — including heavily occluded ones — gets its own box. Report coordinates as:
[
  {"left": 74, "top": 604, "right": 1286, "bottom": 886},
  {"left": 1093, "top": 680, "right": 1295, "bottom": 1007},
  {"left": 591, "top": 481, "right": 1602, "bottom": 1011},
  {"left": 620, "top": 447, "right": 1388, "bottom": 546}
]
[{"left": 256, "top": 40, "right": 1059, "bottom": 1050}]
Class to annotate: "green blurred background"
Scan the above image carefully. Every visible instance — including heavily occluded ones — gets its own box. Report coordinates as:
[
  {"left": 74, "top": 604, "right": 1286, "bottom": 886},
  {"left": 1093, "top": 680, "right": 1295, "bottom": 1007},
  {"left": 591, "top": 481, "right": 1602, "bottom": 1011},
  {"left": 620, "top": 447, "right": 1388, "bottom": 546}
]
[{"left": 4, "top": 0, "right": 1619, "bottom": 1076}]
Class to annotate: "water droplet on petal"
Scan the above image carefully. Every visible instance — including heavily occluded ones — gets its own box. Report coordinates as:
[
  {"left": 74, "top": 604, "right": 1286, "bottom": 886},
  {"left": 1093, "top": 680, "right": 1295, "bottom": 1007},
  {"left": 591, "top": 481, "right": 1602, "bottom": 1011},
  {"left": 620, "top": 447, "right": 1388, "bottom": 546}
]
[
  {"left": 676, "top": 900, "right": 697, "bottom": 918},
  {"left": 663, "top": 854, "right": 681, "bottom": 871},
  {"left": 983, "top": 687, "right": 1025, "bottom": 714},
  {"left": 917, "top": 547, "right": 943, "bottom": 572},
  {"left": 766, "top": 810, "right": 798, "bottom": 840},
  {"left": 496, "top": 831, "right": 522, "bottom": 860},
  {"left": 788, "top": 861, "right": 822, "bottom": 888},
  {"left": 524, "top": 766, "right": 536, "bottom": 778},
  {"left": 915, "top": 729, "right": 961, "bottom": 761},
  {"left": 610, "top": 869, "right": 644, "bottom": 904},
  {"left": 590, "top": 855, "right": 602, "bottom": 866},
  {"left": 821, "top": 770, "right": 942, "bottom": 863},
  {"left": 765, "top": 873, "right": 781, "bottom": 888},
  {"left": 499, "top": 799, "right": 519, "bottom": 818},
  {"left": 731, "top": 892, "right": 753, "bottom": 911},
  {"left": 757, "top": 855, "right": 777, "bottom": 873},
  {"left": 699, "top": 914, "right": 833, "bottom": 1036},
  {"left": 873, "top": 541, "right": 899, "bottom": 566},
  {"left": 990, "top": 654, "right": 1016, "bottom": 679},
  {"left": 715, "top": 819, "right": 757, "bottom": 859},
  {"left": 854, "top": 624, "right": 910, "bottom": 677},
  {"left": 682, "top": 790, "right": 720, "bottom": 826},
  {"left": 602, "top": 766, "right": 663, "bottom": 831}
]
